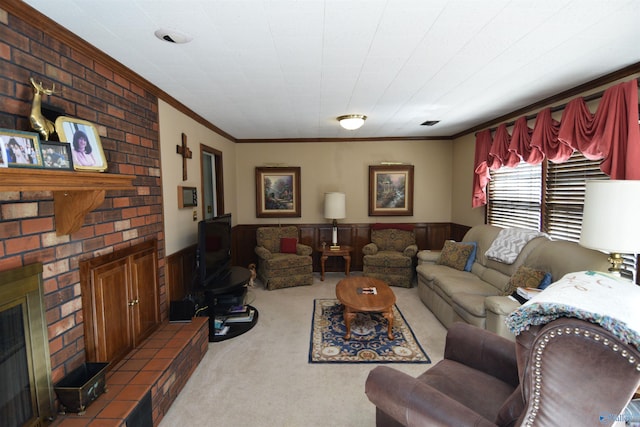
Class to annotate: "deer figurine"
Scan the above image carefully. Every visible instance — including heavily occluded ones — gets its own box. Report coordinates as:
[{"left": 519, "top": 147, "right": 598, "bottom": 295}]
[{"left": 29, "top": 77, "right": 56, "bottom": 140}]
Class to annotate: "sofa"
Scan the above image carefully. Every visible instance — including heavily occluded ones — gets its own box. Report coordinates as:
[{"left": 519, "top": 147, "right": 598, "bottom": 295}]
[{"left": 416, "top": 224, "right": 610, "bottom": 339}]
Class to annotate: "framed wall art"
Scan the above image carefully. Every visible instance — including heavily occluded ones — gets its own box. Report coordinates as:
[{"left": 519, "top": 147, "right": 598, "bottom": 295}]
[
  {"left": 40, "top": 141, "right": 74, "bottom": 170},
  {"left": 255, "top": 167, "right": 301, "bottom": 218},
  {"left": 55, "top": 117, "right": 107, "bottom": 172},
  {"left": 369, "top": 164, "right": 414, "bottom": 216},
  {"left": 1, "top": 129, "right": 43, "bottom": 168}
]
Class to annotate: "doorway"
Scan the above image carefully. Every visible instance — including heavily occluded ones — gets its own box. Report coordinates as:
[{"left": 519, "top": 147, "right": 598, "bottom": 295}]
[{"left": 200, "top": 145, "right": 224, "bottom": 220}]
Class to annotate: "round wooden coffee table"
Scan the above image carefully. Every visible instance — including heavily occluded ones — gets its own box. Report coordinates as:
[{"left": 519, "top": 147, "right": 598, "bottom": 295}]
[{"left": 335, "top": 276, "right": 396, "bottom": 340}]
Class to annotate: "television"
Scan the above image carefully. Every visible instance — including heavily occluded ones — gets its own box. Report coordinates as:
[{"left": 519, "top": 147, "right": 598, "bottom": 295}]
[{"left": 197, "top": 213, "right": 232, "bottom": 286}]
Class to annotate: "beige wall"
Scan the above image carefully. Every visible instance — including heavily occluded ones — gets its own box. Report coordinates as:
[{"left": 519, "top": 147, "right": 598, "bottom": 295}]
[
  {"left": 160, "top": 118, "right": 456, "bottom": 253},
  {"left": 158, "top": 100, "right": 237, "bottom": 255},
  {"left": 234, "top": 140, "right": 453, "bottom": 225},
  {"left": 159, "top": 71, "right": 640, "bottom": 254}
]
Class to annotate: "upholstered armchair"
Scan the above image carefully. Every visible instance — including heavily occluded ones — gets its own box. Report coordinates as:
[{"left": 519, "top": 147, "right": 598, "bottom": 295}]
[
  {"left": 255, "top": 226, "right": 313, "bottom": 290},
  {"left": 362, "top": 225, "right": 418, "bottom": 288},
  {"left": 366, "top": 319, "right": 640, "bottom": 426}
]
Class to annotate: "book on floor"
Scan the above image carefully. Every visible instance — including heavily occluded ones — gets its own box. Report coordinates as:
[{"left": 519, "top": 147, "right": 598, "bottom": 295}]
[
  {"left": 227, "top": 305, "right": 249, "bottom": 314},
  {"left": 224, "top": 308, "right": 255, "bottom": 323},
  {"left": 214, "top": 325, "right": 230, "bottom": 336}
]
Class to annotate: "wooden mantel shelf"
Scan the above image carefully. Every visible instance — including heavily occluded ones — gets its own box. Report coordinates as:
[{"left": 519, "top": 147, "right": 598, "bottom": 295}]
[{"left": 0, "top": 169, "right": 135, "bottom": 235}]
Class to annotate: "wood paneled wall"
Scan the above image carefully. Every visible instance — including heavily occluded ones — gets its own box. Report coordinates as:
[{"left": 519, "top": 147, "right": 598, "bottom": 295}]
[
  {"left": 166, "top": 244, "right": 197, "bottom": 302},
  {"left": 233, "top": 222, "right": 456, "bottom": 272},
  {"left": 165, "top": 222, "right": 471, "bottom": 298}
]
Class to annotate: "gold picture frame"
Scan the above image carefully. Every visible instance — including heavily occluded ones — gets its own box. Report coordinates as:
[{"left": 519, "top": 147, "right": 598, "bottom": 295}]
[
  {"left": 55, "top": 117, "right": 107, "bottom": 172},
  {"left": 255, "top": 167, "right": 301, "bottom": 218},
  {"left": 368, "top": 165, "right": 414, "bottom": 216},
  {"left": 0, "top": 128, "right": 43, "bottom": 168}
]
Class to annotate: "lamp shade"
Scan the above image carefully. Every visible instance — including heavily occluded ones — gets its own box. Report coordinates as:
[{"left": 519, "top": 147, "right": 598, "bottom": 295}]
[
  {"left": 337, "top": 115, "right": 366, "bottom": 130},
  {"left": 579, "top": 180, "right": 640, "bottom": 253},
  {"left": 324, "top": 192, "right": 346, "bottom": 219}
]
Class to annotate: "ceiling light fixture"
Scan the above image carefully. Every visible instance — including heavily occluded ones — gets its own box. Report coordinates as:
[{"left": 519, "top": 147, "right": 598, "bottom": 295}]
[
  {"left": 154, "top": 28, "right": 193, "bottom": 44},
  {"left": 337, "top": 114, "right": 367, "bottom": 130}
]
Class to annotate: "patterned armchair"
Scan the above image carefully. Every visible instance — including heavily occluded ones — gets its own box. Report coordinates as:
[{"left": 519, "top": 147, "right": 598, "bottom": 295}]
[
  {"left": 362, "top": 225, "right": 418, "bottom": 288},
  {"left": 255, "top": 226, "right": 313, "bottom": 290}
]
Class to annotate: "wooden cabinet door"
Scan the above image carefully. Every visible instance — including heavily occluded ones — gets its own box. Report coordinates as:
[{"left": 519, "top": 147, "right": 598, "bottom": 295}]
[
  {"left": 89, "top": 258, "right": 133, "bottom": 363},
  {"left": 130, "top": 245, "right": 160, "bottom": 346},
  {"left": 81, "top": 239, "right": 161, "bottom": 366}
]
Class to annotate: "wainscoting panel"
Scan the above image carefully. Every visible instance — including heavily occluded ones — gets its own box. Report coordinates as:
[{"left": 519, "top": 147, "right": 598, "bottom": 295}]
[
  {"left": 232, "top": 222, "right": 457, "bottom": 273},
  {"left": 165, "top": 222, "right": 471, "bottom": 296},
  {"left": 165, "top": 245, "right": 197, "bottom": 302}
]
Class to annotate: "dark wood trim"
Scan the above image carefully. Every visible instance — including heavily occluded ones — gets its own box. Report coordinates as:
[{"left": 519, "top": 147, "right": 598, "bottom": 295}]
[
  {"left": 450, "top": 223, "right": 473, "bottom": 242},
  {"left": 165, "top": 244, "right": 197, "bottom": 302},
  {"left": 232, "top": 222, "right": 454, "bottom": 273},
  {"left": 200, "top": 145, "right": 225, "bottom": 217},
  {"left": 164, "top": 222, "right": 472, "bottom": 294},
  {"left": 235, "top": 136, "right": 452, "bottom": 143},
  {"left": 4, "top": 0, "right": 236, "bottom": 142},
  {"left": 455, "top": 63, "right": 640, "bottom": 139},
  {"left": 9, "top": 0, "right": 635, "bottom": 144}
]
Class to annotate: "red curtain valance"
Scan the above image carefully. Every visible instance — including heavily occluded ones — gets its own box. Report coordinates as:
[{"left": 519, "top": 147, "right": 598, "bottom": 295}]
[{"left": 472, "top": 79, "right": 640, "bottom": 207}]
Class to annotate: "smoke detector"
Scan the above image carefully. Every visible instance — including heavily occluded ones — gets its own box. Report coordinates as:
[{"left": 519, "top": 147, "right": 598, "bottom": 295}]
[{"left": 154, "top": 28, "right": 193, "bottom": 44}]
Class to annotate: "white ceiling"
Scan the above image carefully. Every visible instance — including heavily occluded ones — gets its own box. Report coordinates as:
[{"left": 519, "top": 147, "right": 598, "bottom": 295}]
[{"left": 23, "top": 0, "right": 640, "bottom": 140}]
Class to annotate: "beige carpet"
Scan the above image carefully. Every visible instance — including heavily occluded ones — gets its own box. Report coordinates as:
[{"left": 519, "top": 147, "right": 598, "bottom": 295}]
[{"left": 159, "top": 272, "right": 447, "bottom": 427}]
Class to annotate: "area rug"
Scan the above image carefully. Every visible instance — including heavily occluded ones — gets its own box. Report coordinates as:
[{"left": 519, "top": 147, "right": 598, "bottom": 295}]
[{"left": 309, "top": 299, "right": 430, "bottom": 363}]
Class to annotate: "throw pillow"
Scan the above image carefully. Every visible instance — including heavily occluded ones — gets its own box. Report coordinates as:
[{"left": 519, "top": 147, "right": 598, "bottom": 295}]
[
  {"left": 437, "top": 241, "right": 475, "bottom": 271},
  {"left": 538, "top": 272, "right": 553, "bottom": 289},
  {"left": 462, "top": 241, "right": 477, "bottom": 272},
  {"left": 502, "top": 265, "right": 549, "bottom": 296},
  {"left": 280, "top": 237, "right": 297, "bottom": 254}
]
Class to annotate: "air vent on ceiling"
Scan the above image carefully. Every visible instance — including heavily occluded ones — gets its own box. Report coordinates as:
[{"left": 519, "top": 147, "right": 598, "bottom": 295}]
[{"left": 421, "top": 120, "right": 440, "bottom": 126}]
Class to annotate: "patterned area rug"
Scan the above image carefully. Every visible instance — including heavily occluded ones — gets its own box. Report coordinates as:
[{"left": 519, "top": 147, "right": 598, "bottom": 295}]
[{"left": 309, "top": 299, "right": 430, "bottom": 363}]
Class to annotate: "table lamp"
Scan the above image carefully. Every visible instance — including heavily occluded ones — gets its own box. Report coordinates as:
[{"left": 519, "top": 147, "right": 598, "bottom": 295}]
[
  {"left": 579, "top": 180, "right": 640, "bottom": 280},
  {"left": 324, "top": 192, "right": 346, "bottom": 250}
]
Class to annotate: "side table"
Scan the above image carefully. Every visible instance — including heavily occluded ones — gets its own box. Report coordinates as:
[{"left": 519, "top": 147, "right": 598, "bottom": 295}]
[{"left": 318, "top": 245, "right": 353, "bottom": 281}]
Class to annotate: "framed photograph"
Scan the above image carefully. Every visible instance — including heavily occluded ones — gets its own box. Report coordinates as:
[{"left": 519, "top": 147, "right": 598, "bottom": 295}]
[
  {"left": 255, "top": 167, "right": 301, "bottom": 218},
  {"left": 369, "top": 164, "right": 414, "bottom": 216},
  {"left": 0, "top": 129, "right": 43, "bottom": 168},
  {"left": 55, "top": 117, "right": 107, "bottom": 172},
  {"left": 40, "top": 141, "right": 74, "bottom": 170},
  {"left": 0, "top": 136, "right": 6, "bottom": 168}
]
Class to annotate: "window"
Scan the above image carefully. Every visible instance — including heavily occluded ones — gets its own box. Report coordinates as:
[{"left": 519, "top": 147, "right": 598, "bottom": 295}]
[
  {"left": 544, "top": 152, "right": 608, "bottom": 242},
  {"left": 488, "top": 152, "right": 637, "bottom": 279},
  {"left": 487, "top": 162, "right": 541, "bottom": 230}
]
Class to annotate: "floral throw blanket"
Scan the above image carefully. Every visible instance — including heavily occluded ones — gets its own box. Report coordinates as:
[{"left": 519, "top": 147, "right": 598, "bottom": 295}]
[
  {"left": 506, "top": 271, "right": 640, "bottom": 351},
  {"left": 484, "top": 227, "right": 547, "bottom": 264}
]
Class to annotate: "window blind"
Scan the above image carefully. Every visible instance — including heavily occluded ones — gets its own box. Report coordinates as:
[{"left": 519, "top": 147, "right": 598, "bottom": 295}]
[
  {"left": 487, "top": 162, "right": 542, "bottom": 231},
  {"left": 487, "top": 151, "right": 637, "bottom": 279},
  {"left": 544, "top": 152, "right": 608, "bottom": 242}
]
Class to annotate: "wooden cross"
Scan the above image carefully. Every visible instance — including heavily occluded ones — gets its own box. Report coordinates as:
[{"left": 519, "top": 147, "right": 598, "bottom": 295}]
[{"left": 176, "top": 133, "right": 192, "bottom": 181}]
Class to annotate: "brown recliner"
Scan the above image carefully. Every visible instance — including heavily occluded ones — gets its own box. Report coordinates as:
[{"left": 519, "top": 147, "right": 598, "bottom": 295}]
[{"left": 365, "top": 319, "right": 640, "bottom": 426}]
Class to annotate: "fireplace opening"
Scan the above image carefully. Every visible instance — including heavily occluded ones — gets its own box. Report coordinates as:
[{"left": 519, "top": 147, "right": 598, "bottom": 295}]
[{"left": 0, "top": 264, "right": 55, "bottom": 427}]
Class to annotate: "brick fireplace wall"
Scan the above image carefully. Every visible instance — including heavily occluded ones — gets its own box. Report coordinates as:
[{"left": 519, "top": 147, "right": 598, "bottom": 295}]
[{"left": 0, "top": 3, "right": 166, "bottom": 384}]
